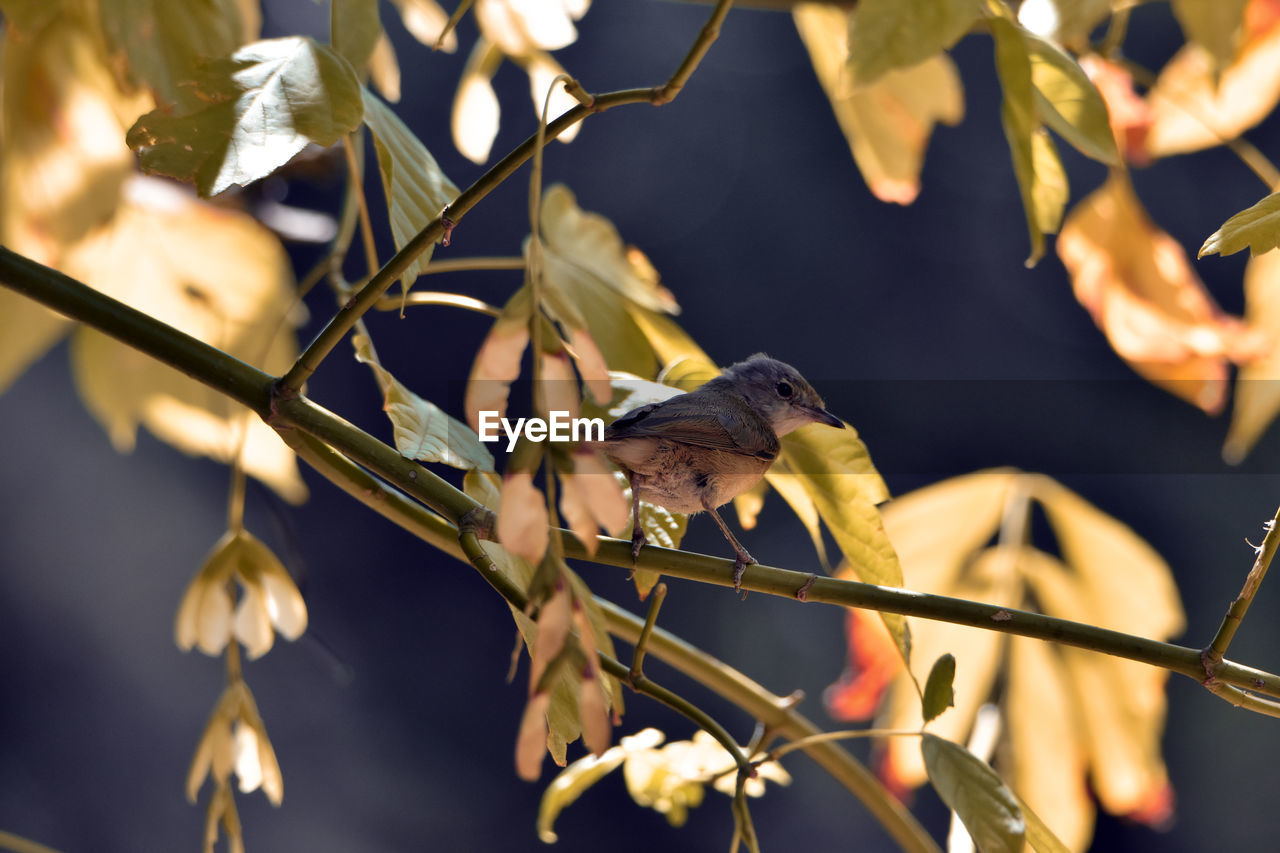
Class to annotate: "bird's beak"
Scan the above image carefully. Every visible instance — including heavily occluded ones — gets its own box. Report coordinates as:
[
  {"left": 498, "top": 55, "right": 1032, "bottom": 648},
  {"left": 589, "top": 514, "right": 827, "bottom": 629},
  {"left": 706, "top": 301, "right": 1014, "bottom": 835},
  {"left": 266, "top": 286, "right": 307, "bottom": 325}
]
[{"left": 809, "top": 406, "right": 844, "bottom": 429}]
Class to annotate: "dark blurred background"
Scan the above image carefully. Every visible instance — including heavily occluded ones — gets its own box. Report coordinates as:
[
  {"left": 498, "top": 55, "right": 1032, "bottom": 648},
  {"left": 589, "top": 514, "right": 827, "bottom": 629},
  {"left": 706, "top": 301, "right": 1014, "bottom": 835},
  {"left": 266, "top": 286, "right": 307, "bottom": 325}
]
[{"left": 5, "top": 2, "right": 1280, "bottom": 851}]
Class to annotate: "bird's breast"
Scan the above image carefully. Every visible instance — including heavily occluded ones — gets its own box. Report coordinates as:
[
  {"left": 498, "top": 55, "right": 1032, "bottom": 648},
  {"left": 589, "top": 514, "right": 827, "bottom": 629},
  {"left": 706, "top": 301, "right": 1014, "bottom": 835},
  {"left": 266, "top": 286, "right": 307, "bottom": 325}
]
[{"left": 603, "top": 437, "right": 773, "bottom": 514}]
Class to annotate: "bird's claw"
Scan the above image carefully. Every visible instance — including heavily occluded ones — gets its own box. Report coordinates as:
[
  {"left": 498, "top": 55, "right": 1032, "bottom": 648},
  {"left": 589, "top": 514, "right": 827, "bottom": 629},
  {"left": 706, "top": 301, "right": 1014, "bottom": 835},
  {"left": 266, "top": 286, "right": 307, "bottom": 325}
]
[
  {"left": 630, "top": 528, "right": 647, "bottom": 562},
  {"left": 732, "top": 551, "right": 757, "bottom": 597}
]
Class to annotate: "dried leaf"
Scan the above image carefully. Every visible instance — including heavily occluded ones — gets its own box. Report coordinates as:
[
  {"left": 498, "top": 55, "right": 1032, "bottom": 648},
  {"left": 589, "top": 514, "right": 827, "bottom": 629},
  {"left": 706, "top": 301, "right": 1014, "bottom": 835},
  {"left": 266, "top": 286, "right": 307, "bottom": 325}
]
[
  {"left": 1146, "top": 7, "right": 1280, "bottom": 157},
  {"left": 1058, "top": 173, "right": 1264, "bottom": 413},
  {"left": 1080, "top": 55, "right": 1153, "bottom": 165},
  {"left": 465, "top": 287, "right": 532, "bottom": 431},
  {"left": 498, "top": 471, "right": 551, "bottom": 565},
  {"left": 127, "top": 37, "right": 364, "bottom": 196},
  {"left": 1225, "top": 249, "right": 1280, "bottom": 462},
  {"left": 64, "top": 178, "right": 307, "bottom": 502},
  {"left": 794, "top": 3, "right": 964, "bottom": 205},
  {"left": 516, "top": 691, "right": 553, "bottom": 781},
  {"left": 845, "top": 0, "right": 982, "bottom": 86},
  {"left": 99, "top": 0, "right": 251, "bottom": 110},
  {"left": 353, "top": 334, "right": 494, "bottom": 470},
  {"left": 1200, "top": 191, "right": 1280, "bottom": 258},
  {"left": 921, "top": 733, "right": 1026, "bottom": 853}
]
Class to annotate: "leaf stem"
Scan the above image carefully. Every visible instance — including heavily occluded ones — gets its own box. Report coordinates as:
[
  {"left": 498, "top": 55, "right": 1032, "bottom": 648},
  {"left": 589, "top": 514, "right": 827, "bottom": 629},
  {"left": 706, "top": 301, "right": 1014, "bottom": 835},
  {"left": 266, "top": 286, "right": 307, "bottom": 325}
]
[
  {"left": 278, "top": 0, "right": 736, "bottom": 394},
  {"left": 372, "top": 290, "right": 502, "bottom": 315}
]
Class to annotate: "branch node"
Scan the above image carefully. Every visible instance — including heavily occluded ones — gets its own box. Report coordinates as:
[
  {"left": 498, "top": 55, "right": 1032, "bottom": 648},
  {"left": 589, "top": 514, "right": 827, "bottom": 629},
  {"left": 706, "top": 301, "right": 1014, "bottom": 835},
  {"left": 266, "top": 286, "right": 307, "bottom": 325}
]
[
  {"left": 795, "top": 574, "right": 817, "bottom": 601},
  {"left": 440, "top": 211, "right": 457, "bottom": 247},
  {"left": 460, "top": 506, "right": 496, "bottom": 541}
]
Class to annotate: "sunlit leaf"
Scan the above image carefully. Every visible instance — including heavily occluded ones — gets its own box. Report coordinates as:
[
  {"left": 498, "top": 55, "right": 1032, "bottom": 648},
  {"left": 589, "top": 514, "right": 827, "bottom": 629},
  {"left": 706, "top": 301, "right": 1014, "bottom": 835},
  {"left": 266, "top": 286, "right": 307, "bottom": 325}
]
[
  {"left": 368, "top": 32, "right": 402, "bottom": 102},
  {"left": 846, "top": 0, "right": 982, "bottom": 86},
  {"left": 63, "top": 178, "right": 306, "bottom": 502},
  {"left": 1025, "top": 31, "right": 1119, "bottom": 165},
  {"left": 1146, "top": 8, "right": 1280, "bottom": 157},
  {"left": 362, "top": 88, "right": 460, "bottom": 289},
  {"left": 921, "top": 733, "right": 1026, "bottom": 853},
  {"left": 794, "top": 3, "right": 963, "bottom": 205},
  {"left": 99, "top": 0, "right": 251, "bottom": 110},
  {"left": 1014, "top": 788, "right": 1076, "bottom": 853},
  {"left": 332, "top": 0, "right": 381, "bottom": 72},
  {"left": 1016, "top": 0, "right": 1111, "bottom": 50},
  {"left": 537, "top": 729, "right": 663, "bottom": 843},
  {"left": 1225, "top": 249, "right": 1280, "bottom": 462},
  {"left": 991, "top": 16, "right": 1066, "bottom": 266},
  {"left": 921, "top": 653, "right": 956, "bottom": 723},
  {"left": 387, "top": 0, "right": 458, "bottom": 52},
  {"left": 474, "top": 0, "right": 585, "bottom": 56},
  {"left": 1058, "top": 172, "right": 1265, "bottom": 413},
  {"left": 452, "top": 38, "right": 504, "bottom": 164},
  {"left": 1170, "top": 0, "right": 1249, "bottom": 70},
  {"left": 0, "top": 8, "right": 147, "bottom": 268},
  {"left": 498, "top": 470, "right": 551, "bottom": 565},
  {"left": 523, "top": 50, "right": 582, "bottom": 143},
  {"left": 1080, "top": 55, "right": 1153, "bottom": 165},
  {"left": 352, "top": 334, "right": 494, "bottom": 470},
  {"left": 465, "top": 287, "right": 533, "bottom": 431},
  {"left": 1006, "top": 610, "right": 1094, "bottom": 851},
  {"left": 127, "top": 37, "right": 364, "bottom": 196},
  {"left": 1200, "top": 191, "right": 1280, "bottom": 257}
]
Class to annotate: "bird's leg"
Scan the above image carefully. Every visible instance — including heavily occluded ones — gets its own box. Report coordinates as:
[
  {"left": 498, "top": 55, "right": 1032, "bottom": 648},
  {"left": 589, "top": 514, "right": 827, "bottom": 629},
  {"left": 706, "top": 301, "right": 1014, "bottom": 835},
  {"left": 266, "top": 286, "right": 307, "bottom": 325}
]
[
  {"left": 704, "top": 502, "right": 756, "bottom": 595},
  {"left": 628, "top": 471, "right": 647, "bottom": 561}
]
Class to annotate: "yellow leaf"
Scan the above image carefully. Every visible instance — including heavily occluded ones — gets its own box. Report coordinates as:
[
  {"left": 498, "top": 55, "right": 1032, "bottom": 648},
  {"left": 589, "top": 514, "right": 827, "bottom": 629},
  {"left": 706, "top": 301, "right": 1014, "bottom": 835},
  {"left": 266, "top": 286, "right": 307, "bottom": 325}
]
[
  {"left": 1006, "top": 622, "right": 1095, "bottom": 852},
  {"left": 387, "top": 0, "right": 458, "bottom": 52},
  {"left": 1225, "top": 248, "right": 1280, "bottom": 462},
  {"left": 1025, "top": 30, "right": 1119, "bottom": 165},
  {"left": 353, "top": 334, "right": 494, "bottom": 471},
  {"left": 1170, "top": 0, "right": 1249, "bottom": 70},
  {"left": 991, "top": 16, "right": 1067, "bottom": 265},
  {"left": 64, "top": 178, "right": 307, "bottom": 503},
  {"left": 845, "top": 0, "right": 982, "bottom": 86},
  {"left": 0, "top": 290, "right": 71, "bottom": 394},
  {"left": 1057, "top": 172, "right": 1265, "bottom": 413},
  {"left": 1200, "top": 191, "right": 1280, "bottom": 257},
  {"left": 794, "top": 3, "right": 964, "bottom": 205},
  {"left": 1146, "top": 6, "right": 1280, "bottom": 157},
  {"left": 452, "top": 38, "right": 503, "bottom": 164},
  {"left": 368, "top": 32, "right": 401, "bottom": 102},
  {"left": 537, "top": 730, "right": 662, "bottom": 843},
  {"left": 0, "top": 8, "right": 149, "bottom": 266}
]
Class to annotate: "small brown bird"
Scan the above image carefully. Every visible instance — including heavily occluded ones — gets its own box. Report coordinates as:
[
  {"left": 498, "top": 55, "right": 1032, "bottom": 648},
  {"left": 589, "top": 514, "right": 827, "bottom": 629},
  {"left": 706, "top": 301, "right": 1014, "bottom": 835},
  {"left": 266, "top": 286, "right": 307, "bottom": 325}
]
[{"left": 601, "top": 354, "right": 843, "bottom": 592}]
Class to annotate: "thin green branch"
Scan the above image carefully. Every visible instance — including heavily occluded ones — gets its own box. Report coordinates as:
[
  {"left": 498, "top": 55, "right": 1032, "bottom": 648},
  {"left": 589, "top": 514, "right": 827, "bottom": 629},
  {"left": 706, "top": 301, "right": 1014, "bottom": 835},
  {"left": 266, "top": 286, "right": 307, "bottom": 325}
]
[
  {"left": 372, "top": 290, "right": 502, "bottom": 315},
  {"left": 1204, "top": 506, "right": 1280, "bottom": 669},
  {"left": 629, "top": 582, "right": 668, "bottom": 681},
  {"left": 278, "top": 0, "right": 735, "bottom": 394}
]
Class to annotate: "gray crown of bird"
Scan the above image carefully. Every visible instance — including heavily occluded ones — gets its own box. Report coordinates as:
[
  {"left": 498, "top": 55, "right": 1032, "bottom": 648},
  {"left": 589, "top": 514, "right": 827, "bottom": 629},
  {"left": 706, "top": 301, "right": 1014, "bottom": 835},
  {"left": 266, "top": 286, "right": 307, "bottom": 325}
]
[{"left": 600, "top": 354, "right": 842, "bottom": 592}]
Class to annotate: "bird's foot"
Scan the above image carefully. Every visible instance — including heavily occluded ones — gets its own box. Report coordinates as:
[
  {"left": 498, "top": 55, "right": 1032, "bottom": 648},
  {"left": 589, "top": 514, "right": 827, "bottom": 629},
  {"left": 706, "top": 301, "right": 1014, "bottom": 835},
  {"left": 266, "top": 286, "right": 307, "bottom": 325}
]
[
  {"left": 630, "top": 527, "right": 647, "bottom": 562},
  {"left": 732, "top": 550, "right": 757, "bottom": 597}
]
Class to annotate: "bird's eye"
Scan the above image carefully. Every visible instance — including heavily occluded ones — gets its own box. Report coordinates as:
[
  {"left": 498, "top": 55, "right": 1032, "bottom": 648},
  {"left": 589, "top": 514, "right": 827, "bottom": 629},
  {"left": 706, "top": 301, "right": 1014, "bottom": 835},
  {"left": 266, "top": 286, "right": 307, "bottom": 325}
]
[{"left": 776, "top": 381, "right": 793, "bottom": 399}]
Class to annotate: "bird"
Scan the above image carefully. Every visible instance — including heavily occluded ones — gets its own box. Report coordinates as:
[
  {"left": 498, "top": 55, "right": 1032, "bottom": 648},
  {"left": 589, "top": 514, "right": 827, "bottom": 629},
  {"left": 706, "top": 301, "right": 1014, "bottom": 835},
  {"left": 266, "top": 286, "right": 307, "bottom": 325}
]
[{"left": 599, "top": 354, "right": 843, "bottom": 592}]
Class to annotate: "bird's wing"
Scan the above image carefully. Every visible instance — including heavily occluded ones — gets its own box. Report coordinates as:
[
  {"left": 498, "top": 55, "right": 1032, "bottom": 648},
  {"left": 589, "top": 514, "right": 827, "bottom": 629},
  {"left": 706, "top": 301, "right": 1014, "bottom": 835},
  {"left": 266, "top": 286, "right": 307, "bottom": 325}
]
[{"left": 605, "top": 393, "right": 779, "bottom": 459}]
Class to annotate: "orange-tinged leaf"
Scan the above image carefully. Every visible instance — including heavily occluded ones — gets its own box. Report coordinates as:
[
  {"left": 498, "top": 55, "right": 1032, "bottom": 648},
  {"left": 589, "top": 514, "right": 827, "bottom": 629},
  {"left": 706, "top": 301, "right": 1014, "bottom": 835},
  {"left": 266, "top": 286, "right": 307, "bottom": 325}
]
[
  {"left": 1006, "top": 630, "right": 1095, "bottom": 853},
  {"left": 516, "top": 691, "right": 553, "bottom": 781},
  {"left": 1170, "top": 0, "right": 1249, "bottom": 70},
  {"left": 1057, "top": 172, "right": 1264, "bottom": 413},
  {"left": 1225, "top": 249, "right": 1280, "bottom": 462},
  {"left": 498, "top": 470, "right": 550, "bottom": 565},
  {"left": 64, "top": 178, "right": 307, "bottom": 503},
  {"left": 1146, "top": 4, "right": 1280, "bottom": 157},
  {"left": 465, "top": 287, "right": 532, "bottom": 431},
  {"left": 794, "top": 4, "right": 963, "bottom": 205},
  {"left": 824, "top": 605, "right": 902, "bottom": 722},
  {"left": 1080, "top": 56, "right": 1153, "bottom": 166}
]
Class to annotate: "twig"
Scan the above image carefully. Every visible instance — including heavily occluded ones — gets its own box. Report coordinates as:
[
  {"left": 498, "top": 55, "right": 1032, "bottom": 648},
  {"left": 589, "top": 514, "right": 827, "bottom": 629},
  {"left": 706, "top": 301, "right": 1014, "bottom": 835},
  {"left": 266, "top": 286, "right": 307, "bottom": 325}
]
[
  {"left": 629, "top": 583, "right": 668, "bottom": 681},
  {"left": 1203, "top": 507, "right": 1280, "bottom": 675}
]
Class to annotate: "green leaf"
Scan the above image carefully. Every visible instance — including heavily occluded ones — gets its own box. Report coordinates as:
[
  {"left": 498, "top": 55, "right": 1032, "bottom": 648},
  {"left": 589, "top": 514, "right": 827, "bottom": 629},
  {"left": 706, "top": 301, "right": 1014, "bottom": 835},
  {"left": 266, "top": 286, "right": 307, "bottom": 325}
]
[
  {"left": 775, "top": 428, "right": 908, "bottom": 664},
  {"left": 991, "top": 16, "right": 1067, "bottom": 266},
  {"left": 1171, "top": 0, "right": 1248, "bottom": 71},
  {"left": 1200, "top": 192, "right": 1280, "bottom": 257},
  {"left": 1024, "top": 31, "right": 1118, "bottom": 165},
  {"left": 537, "top": 746, "right": 631, "bottom": 843},
  {"left": 362, "top": 88, "right": 460, "bottom": 290},
  {"left": 127, "top": 37, "right": 364, "bottom": 196},
  {"left": 848, "top": 0, "right": 983, "bottom": 85},
  {"left": 921, "top": 733, "right": 1026, "bottom": 853},
  {"left": 921, "top": 653, "right": 956, "bottom": 723},
  {"left": 99, "top": 0, "right": 249, "bottom": 110},
  {"left": 353, "top": 334, "right": 493, "bottom": 470},
  {"left": 332, "top": 0, "right": 382, "bottom": 71}
]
